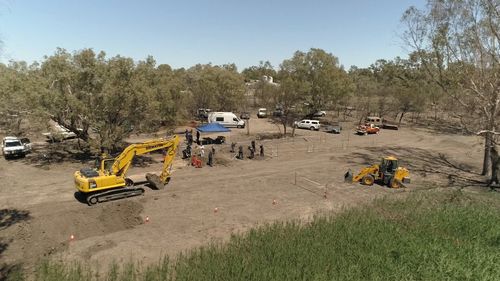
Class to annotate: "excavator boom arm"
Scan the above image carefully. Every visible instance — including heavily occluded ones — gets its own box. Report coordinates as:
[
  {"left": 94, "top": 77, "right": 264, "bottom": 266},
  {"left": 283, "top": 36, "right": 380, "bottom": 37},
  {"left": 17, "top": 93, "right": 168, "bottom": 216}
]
[
  {"left": 159, "top": 137, "right": 179, "bottom": 182},
  {"left": 110, "top": 135, "right": 180, "bottom": 177}
]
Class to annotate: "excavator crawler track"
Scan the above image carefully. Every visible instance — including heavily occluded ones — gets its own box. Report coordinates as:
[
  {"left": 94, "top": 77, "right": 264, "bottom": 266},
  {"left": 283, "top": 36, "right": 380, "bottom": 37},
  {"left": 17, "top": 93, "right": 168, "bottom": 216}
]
[{"left": 85, "top": 187, "right": 145, "bottom": 205}]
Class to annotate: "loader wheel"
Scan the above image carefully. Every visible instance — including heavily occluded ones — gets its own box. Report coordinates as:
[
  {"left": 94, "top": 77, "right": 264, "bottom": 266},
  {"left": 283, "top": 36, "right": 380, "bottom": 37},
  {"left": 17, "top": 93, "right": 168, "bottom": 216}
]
[
  {"left": 361, "top": 175, "right": 375, "bottom": 186},
  {"left": 390, "top": 178, "right": 402, "bottom": 189}
]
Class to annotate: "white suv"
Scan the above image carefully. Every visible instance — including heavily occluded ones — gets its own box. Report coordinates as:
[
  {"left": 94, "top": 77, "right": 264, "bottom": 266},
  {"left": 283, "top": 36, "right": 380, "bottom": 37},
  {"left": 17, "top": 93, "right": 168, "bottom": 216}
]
[
  {"left": 2, "top": 136, "right": 32, "bottom": 159},
  {"left": 257, "top": 108, "right": 267, "bottom": 118},
  {"left": 295, "top": 119, "right": 321, "bottom": 130}
]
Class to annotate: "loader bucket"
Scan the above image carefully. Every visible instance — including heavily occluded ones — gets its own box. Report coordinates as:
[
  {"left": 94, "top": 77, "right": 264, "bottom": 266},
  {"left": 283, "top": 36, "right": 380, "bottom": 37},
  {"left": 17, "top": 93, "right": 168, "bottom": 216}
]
[
  {"left": 344, "top": 169, "right": 353, "bottom": 182},
  {"left": 146, "top": 173, "right": 165, "bottom": 190}
]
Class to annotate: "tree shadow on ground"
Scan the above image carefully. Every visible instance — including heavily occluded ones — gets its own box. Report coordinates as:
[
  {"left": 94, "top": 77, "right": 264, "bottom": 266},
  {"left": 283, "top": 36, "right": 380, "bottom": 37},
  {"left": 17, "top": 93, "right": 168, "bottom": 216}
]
[
  {"left": 344, "top": 146, "right": 485, "bottom": 188},
  {"left": 23, "top": 144, "right": 95, "bottom": 169},
  {"left": 0, "top": 209, "right": 31, "bottom": 280},
  {"left": 410, "top": 117, "right": 473, "bottom": 136},
  {"left": 25, "top": 147, "right": 158, "bottom": 170},
  {"left": 0, "top": 209, "right": 31, "bottom": 230},
  {"left": 0, "top": 263, "right": 23, "bottom": 281}
]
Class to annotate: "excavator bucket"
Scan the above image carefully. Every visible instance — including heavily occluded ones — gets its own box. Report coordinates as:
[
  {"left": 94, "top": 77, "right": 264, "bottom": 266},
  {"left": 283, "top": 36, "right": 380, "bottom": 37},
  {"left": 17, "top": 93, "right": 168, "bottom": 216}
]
[
  {"left": 344, "top": 169, "right": 353, "bottom": 182},
  {"left": 146, "top": 173, "right": 165, "bottom": 190}
]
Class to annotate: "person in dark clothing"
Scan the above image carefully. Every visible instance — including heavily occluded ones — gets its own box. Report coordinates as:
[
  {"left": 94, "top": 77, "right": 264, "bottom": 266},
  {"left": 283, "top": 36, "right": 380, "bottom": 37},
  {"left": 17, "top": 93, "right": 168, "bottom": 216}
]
[
  {"left": 237, "top": 145, "right": 244, "bottom": 160},
  {"left": 230, "top": 142, "right": 236, "bottom": 153},
  {"left": 207, "top": 151, "right": 213, "bottom": 167},
  {"left": 182, "top": 145, "right": 191, "bottom": 159},
  {"left": 248, "top": 146, "right": 255, "bottom": 159},
  {"left": 260, "top": 144, "right": 264, "bottom": 157},
  {"left": 251, "top": 140, "right": 256, "bottom": 152},
  {"left": 196, "top": 130, "right": 200, "bottom": 145},
  {"left": 187, "top": 131, "right": 193, "bottom": 146}
]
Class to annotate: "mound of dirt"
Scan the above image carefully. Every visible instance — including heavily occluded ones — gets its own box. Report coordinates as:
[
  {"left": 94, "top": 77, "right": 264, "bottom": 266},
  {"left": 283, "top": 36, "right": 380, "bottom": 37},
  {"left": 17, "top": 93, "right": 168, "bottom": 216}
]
[
  {"left": 214, "top": 155, "right": 232, "bottom": 167},
  {"left": 2, "top": 200, "right": 144, "bottom": 267},
  {"left": 97, "top": 201, "right": 144, "bottom": 231}
]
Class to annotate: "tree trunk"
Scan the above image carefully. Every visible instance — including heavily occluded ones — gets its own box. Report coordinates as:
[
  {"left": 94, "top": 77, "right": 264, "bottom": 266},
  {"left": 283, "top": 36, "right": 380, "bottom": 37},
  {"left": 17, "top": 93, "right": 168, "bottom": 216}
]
[
  {"left": 246, "top": 119, "right": 250, "bottom": 136},
  {"left": 490, "top": 145, "right": 499, "bottom": 186},
  {"left": 481, "top": 133, "right": 492, "bottom": 176},
  {"left": 358, "top": 112, "right": 366, "bottom": 125},
  {"left": 398, "top": 111, "right": 406, "bottom": 126}
]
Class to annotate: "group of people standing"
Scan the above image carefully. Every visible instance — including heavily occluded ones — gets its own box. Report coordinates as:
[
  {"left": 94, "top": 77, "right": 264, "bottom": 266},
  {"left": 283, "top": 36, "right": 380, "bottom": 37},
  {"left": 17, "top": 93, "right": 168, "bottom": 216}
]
[
  {"left": 184, "top": 129, "right": 201, "bottom": 146},
  {"left": 231, "top": 140, "right": 264, "bottom": 160},
  {"left": 182, "top": 129, "right": 265, "bottom": 167},
  {"left": 182, "top": 129, "right": 215, "bottom": 167}
]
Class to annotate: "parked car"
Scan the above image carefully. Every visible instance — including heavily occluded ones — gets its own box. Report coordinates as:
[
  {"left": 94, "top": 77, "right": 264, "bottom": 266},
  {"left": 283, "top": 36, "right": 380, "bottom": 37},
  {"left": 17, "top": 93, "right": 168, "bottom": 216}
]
[
  {"left": 382, "top": 122, "right": 399, "bottom": 130},
  {"left": 273, "top": 108, "right": 284, "bottom": 117},
  {"left": 240, "top": 112, "right": 250, "bottom": 120},
  {"left": 197, "top": 108, "right": 211, "bottom": 120},
  {"left": 43, "top": 124, "right": 79, "bottom": 141},
  {"left": 208, "top": 112, "right": 246, "bottom": 128},
  {"left": 365, "top": 116, "right": 383, "bottom": 127},
  {"left": 324, "top": 122, "right": 342, "bottom": 134},
  {"left": 1, "top": 136, "right": 31, "bottom": 159},
  {"left": 313, "top": 111, "right": 326, "bottom": 117},
  {"left": 356, "top": 123, "right": 380, "bottom": 135},
  {"left": 257, "top": 108, "right": 267, "bottom": 118},
  {"left": 294, "top": 119, "right": 321, "bottom": 131},
  {"left": 366, "top": 116, "right": 399, "bottom": 130}
]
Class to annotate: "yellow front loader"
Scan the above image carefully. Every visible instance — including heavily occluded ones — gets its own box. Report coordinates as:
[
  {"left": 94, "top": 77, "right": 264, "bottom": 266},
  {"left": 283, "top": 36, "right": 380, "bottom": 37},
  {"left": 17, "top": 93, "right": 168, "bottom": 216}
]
[
  {"left": 344, "top": 156, "right": 410, "bottom": 188},
  {"left": 74, "top": 135, "right": 180, "bottom": 205}
]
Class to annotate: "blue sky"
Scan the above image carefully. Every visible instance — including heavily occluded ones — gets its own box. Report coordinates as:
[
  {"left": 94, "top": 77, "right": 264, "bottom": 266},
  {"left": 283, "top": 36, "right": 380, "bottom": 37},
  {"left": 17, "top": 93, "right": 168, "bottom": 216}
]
[{"left": 0, "top": 0, "right": 426, "bottom": 70}]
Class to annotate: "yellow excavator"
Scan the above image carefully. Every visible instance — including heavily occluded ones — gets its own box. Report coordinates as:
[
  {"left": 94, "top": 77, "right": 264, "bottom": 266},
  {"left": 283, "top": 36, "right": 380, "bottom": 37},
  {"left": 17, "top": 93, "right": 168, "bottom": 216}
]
[
  {"left": 344, "top": 156, "right": 411, "bottom": 188},
  {"left": 74, "top": 135, "right": 180, "bottom": 205}
]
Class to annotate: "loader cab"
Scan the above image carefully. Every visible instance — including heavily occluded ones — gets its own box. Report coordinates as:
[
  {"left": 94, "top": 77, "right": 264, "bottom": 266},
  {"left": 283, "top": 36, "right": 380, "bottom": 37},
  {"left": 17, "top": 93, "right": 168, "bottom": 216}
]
[{"left": 380, "top": 157, "right": 398, "bottom": 174}]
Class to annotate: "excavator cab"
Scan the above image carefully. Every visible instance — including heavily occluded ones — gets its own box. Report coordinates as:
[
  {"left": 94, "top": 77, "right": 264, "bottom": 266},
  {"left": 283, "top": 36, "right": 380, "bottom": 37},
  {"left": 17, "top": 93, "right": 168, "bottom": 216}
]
[
  {"left": 101, "top": 158, "right": 115, "bottom": 175},
  {"left": 92, "top": 155, "right": 115, "bottom": 176}
]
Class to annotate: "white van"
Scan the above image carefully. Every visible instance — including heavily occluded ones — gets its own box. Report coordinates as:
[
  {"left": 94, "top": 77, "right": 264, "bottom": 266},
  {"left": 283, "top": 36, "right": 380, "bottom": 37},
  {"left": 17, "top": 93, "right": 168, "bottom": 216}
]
[{"left": 208, "top": 112, "right": 246, "bottom": 128}]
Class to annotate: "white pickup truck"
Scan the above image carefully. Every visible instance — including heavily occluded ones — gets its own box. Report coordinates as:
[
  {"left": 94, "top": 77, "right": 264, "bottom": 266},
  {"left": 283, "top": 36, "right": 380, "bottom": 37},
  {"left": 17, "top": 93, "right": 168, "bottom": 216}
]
[{"left": 1, "top": 136, "right": 32, "bottom": 159}]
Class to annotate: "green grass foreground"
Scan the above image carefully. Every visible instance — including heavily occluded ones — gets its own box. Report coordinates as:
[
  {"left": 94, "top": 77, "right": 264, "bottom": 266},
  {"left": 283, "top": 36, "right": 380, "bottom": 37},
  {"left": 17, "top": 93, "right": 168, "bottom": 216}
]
[{"left": 11, "top": 190, "right": 500, "bottom": 281}]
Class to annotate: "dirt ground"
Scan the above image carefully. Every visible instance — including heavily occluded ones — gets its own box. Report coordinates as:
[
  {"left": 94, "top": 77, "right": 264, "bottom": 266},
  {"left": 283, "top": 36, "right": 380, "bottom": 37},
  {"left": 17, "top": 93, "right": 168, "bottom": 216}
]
[{"left": 0, "top": 117, "right": 489, "bottom": 274}]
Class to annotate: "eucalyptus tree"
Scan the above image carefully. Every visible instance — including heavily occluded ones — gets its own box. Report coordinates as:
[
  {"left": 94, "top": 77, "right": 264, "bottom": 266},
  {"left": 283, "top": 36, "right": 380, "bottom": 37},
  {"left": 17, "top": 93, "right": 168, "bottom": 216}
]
[{"left": 402, "top": 0, "right": 500, "bottom": 179}]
